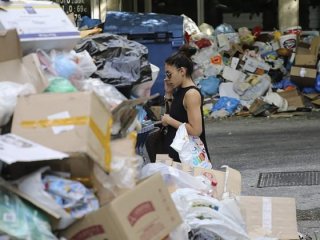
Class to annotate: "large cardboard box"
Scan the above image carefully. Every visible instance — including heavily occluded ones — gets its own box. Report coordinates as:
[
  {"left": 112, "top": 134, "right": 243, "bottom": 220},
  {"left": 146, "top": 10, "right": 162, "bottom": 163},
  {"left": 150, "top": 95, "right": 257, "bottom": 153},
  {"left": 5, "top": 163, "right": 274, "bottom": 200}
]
[
  {"left": 11, "top": 92, "right": 113, "bottom": 172},
  {"left": 156, "top": 155, "right": 242, "bottom": 199},
  {"left": 0, "top": 1, "right": 80, "bottom": 54},
  {"left": 238, "top": 196, "right": 299, "bottom": 240},
  {"left": 290, "top": 66, "right": 317, "bottom": 88},
  {"left": 0, "top": 153, "right": 94, "bottom": 230},
  {"left": 62, "top": 173, "right": 182, "bottom": 240},
  {"left": 0, "top": 29, "right": 48, "bottom": 92},
  {"left": 295, "top": 37, "right": 320, "bottom": 67}
]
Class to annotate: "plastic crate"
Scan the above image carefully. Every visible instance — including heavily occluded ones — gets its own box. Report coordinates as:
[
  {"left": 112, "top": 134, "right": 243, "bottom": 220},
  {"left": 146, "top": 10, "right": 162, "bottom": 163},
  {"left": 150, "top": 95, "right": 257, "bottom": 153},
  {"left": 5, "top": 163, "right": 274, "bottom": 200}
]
[{"left": 104, "top": 11, "right": 184, "bottom": 95}]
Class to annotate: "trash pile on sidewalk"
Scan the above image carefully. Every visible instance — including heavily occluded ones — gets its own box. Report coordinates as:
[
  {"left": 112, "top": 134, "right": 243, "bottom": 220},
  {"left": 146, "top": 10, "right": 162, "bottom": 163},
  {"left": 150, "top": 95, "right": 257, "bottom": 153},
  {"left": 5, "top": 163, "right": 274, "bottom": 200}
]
[
  {"left": 0, "top": 1, "right": 306, "bottom": 239},
  {"left": 182, "top": 17, "right": 320, "bottom": 119}
]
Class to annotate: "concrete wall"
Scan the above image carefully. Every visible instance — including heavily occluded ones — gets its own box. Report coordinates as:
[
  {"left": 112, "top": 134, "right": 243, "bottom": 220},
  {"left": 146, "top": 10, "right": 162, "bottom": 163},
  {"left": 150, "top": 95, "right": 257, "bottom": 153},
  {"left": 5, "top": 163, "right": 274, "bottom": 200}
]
[{"left": 223, "top": 13, "right": 263, "bottom": 30}]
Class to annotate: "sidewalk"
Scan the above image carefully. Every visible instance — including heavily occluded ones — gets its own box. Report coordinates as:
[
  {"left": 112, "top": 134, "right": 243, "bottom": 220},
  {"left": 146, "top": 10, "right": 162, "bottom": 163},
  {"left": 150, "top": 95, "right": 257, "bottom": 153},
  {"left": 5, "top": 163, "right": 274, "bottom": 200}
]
[{"left": 205, "top": 113, "right": 320, "bottom": 237}]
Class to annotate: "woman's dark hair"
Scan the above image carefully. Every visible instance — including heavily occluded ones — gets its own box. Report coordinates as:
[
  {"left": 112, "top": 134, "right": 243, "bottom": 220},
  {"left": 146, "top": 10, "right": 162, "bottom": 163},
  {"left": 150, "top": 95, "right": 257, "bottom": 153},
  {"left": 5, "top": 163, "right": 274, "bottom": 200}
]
[{"left": 165, "top": 45, "right": 197, "bottom": 77}]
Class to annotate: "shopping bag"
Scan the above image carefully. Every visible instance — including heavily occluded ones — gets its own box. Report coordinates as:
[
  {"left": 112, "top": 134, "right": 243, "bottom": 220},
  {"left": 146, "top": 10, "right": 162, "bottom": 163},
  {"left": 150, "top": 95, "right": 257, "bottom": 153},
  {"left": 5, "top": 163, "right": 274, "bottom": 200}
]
[
  {"left": 170, "top": 123, "right": 212, "bottom": 169},
  {"left": 145, "top": 126, "right": 168, "bottom": 163}
]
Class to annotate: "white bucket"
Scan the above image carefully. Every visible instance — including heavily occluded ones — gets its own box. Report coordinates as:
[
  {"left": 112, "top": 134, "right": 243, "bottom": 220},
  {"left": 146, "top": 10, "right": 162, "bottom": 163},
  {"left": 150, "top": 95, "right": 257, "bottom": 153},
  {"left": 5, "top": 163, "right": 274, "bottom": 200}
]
[{"left": 279, "top": 34, "right": 297, "bottom": 50}]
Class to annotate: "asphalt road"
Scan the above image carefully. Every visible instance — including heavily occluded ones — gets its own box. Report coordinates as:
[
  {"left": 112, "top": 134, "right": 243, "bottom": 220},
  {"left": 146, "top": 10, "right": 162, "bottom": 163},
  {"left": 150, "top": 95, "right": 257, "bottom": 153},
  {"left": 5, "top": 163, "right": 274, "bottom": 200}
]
[{"left": 205, "top": 112, "right": 320, "bottom": 237}]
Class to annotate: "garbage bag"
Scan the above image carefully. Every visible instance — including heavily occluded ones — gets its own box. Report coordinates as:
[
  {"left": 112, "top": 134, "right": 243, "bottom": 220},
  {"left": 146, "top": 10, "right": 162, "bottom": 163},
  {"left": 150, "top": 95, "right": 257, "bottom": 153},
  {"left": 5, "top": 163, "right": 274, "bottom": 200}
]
[
  {"left": 18, "top": 167, "right": 74, "bottom": 230},
  {"left": 233, "top": 74, "right": 271, "bottom": 102},
  {"left": 74, "top": 33, "right": 152, "bottom": 87},
  {"left": 262, "top": 91, "right": 288, "bottom": 112},
  {"left": 212, "top": 97, "right": 240, "bottom": 115},
  {"left": 315, "top": 74, "right": 320, "bottom": 92},
  {"left": 214, "top": 23, "right": 235, "bottom": 35},
  {"left": 171, "top": 188, "right": 249, "bottom": 240},
  {"left": 198, "top": 76, "right": 221, "bottom": 97},
  {"left": 76, "top": 78, "right": 127, "bottom": 110},
  {"left": 140, "top": 163, "right": 213, "bottom": 193},
  {"left": 189, "top": 228, "right": 221, "bottom": 240},
  {"left": 0, "top": 82, "right": 36, "bottom": 127},
  {"left": 79, "top": 16, "right": 102, "bottom": 29},
  {"left": 45, "top": 77, "right": 78, "bottom": 93}
]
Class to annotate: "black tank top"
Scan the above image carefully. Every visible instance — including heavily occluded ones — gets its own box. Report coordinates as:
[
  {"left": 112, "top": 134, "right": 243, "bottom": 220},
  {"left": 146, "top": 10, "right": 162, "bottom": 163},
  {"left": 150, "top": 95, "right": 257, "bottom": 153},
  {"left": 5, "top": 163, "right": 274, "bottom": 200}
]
[{"left": 164, "top": 86, "right": 210, "bottom": 162}]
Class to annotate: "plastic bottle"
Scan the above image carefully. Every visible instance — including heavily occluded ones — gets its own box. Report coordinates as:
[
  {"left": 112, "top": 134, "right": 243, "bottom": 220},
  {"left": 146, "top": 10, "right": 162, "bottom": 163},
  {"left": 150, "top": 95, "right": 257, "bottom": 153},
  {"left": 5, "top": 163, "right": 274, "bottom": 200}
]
[
  {"left": 211, "top": 179, "right": 219, "bottom": 200},
  {"left": 202, "top": 171, "right": 219, "bottom": 199}
]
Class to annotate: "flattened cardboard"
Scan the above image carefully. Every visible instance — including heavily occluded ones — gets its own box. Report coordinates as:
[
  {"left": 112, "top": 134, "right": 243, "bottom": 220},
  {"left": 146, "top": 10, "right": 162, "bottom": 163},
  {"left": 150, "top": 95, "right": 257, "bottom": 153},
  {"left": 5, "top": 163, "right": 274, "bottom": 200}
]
[
  {"left": 278, "top": 88, "right": 304, "bottom": 109},
  {"left": 0, "top": 133, "right": 68, "bottom": 164},
  {"left": 61, "top": 173, "right": 182, "bottom": 240},
  {"left": 312, "top": 98, "right": 320, "bottom": 106},
  {"left": 156, "top": 155, "right": 242, "bottom": 199},
  {"left": 290, "top": 66, "right": 317, "bottom": 88},
  {"left": 238, "top": 196, "right": 299, "bottom": 240},
  {"left": 222, "top": 66, "right": 246, "bottom": 82},
  {"left": 11, "top": 92, "right": 113, "bottom": 172},
  {"left": 0, "top": 29, "right": 48, "bottom": 92}
]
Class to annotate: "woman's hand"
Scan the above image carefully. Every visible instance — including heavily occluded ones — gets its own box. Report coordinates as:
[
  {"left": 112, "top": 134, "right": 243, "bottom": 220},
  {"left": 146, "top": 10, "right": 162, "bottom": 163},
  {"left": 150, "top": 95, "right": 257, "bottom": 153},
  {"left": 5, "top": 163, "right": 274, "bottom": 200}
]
[{"left": 161, "top": 114, "right": 171, "bottom": 127}]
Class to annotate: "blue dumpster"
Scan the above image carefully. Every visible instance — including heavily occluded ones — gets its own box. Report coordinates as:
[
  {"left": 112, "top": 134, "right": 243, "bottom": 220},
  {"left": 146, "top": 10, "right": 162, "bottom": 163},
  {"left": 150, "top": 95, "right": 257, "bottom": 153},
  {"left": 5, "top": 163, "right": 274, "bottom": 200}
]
[{"left": 104, "top": 11, "right": 184, "bottom": 96}]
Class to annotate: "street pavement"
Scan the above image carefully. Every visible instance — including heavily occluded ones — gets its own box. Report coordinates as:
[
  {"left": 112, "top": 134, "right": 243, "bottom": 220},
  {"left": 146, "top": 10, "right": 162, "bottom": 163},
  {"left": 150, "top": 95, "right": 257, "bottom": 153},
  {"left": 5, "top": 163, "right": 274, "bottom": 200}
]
[{"left": 205, "top": 111, "right": 320, "bottom": 237}]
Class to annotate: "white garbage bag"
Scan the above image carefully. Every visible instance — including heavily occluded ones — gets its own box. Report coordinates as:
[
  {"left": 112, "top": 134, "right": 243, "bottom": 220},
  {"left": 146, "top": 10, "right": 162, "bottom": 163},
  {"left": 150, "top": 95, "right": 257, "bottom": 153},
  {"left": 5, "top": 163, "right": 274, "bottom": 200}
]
[{"left": 0, "top": 82, "right": 35, "bottom": 127}]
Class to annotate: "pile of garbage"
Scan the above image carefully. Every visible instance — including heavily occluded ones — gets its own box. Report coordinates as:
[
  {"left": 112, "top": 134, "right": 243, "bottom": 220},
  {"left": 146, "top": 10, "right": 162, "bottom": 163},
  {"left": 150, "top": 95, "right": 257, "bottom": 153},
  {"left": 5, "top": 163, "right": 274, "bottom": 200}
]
[
  {"left": 0, "top": 1, "right": 310, "bottom": 239},
  {"left": 182, "top": 16, "right": 320, "bottom": 118}
]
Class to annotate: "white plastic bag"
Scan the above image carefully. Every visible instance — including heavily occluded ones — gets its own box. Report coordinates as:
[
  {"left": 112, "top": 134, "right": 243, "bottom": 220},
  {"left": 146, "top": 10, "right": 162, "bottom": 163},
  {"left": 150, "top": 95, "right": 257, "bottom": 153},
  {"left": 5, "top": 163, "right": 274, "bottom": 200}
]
[
  {"left": 182, "top": 14, "right": 201, "bottom": 36},
  {"left": 76, "top": 78, "right": 127, "bottom": 110},
  {"left": 171, "top": 188, "right": 250, "bottom": 240},
  {"left": 262, "top": 91, "right": 288, "bottom": 112},
  {"left": 72, "top": 50, "right": 97, "bottom": 78},
  {"left": 140, "top": 163, "right": 213, "bottom": 193},
  {"left": 131, "top": 63, "right": 159, "bottom": 97},
  {"left": 170, "top": 123, "right": 212, "bottom": 169},
  {"left": 0, "top": 82, "right": 36, "bottom": 126},
  {"left": 17, "top": 167, "right": 75, "bottom": 230}
]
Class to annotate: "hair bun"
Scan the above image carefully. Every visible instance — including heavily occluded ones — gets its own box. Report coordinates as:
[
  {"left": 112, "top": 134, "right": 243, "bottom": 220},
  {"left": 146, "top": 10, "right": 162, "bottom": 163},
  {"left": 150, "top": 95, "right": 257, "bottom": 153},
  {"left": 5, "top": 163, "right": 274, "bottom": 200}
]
[{"left": 178, "top": 45, "right": 197, "bottom": 58}]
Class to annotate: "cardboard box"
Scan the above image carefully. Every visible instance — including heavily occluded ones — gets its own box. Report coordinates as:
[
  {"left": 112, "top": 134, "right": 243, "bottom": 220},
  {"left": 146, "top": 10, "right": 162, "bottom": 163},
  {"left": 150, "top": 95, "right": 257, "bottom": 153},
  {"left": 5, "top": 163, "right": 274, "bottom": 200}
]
[
  {"left": 295, "top": 37, "right": 320, "bottom": 67},
  {"left": 249, "top": 98, "right": 277, "bottom": 116},
  {"left": 0, "top": 153, "right": 95, "bottom": 230},
  {"left": 238, "top": 196, "right": 299, "bottom": 240},
  {"left": 278, "top": 88, "right": 305, "bottom": 110},
  {"left": 62, "top": 173, "right": 182, "bottom": 240},
  {"left": 290, "top": 66, "right": 317, "bottom": 88},
  {"left": 111, "top": 94, "right": 159, "bottom": 136},
  {"left": 0, "top": 29, "right": 48, "bottom": 92},
  {"left": 3, "top": 152, "right": 92, "bottom": 180},
  {"left": 0, "top": 1, "right": 80, "bottom": 54},
  {"left": 11, "top": 91, "right": 113, "bottom": 172},
  {"left": 92, "top": 135, "right": 140, "bottom": 206},
  {"left": 156, "top": 155, "right": 242, "bottom": 199}
]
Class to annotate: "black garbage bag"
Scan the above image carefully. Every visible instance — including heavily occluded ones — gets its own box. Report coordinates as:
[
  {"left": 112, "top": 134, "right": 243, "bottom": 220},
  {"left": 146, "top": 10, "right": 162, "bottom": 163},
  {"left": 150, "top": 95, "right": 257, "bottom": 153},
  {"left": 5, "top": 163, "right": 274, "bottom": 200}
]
[{"left": 74, "top": 33, "right": 152, "bottom": 87}]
